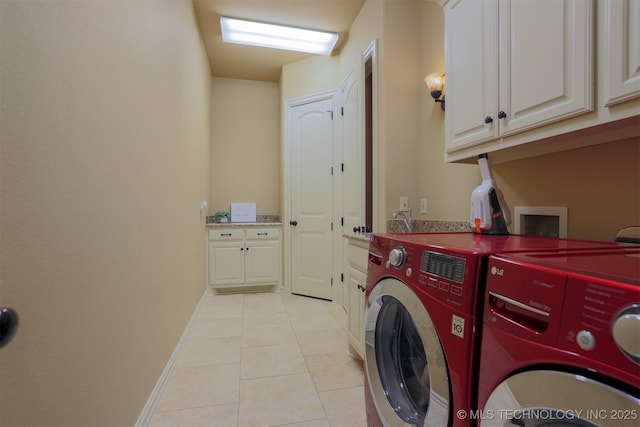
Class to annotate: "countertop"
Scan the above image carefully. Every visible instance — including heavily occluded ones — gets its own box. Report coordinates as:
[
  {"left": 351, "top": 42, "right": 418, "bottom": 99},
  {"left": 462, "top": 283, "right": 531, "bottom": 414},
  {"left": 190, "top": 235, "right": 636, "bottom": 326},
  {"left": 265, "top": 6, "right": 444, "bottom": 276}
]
[
  {"left": 206, "top": 214, "right": 281, "bottom": 227},
  {"left": 206, "top": 222, "right": 282, "bottom": 227},
  {"left": 343, "top": 220, "right": 470, "bottom": 242},
  {"left": 343, "top": 233, "right": 372, "bottom": 243}
]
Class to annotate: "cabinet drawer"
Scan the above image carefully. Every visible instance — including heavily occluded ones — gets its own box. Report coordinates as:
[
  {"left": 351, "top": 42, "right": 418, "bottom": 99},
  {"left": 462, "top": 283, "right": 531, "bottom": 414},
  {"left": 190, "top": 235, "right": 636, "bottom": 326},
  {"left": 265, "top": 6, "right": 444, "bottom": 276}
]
[
  {"left": 348, "top": 242, "right": 369, "bottom": 272},
  {"left": 245, "top": 228, "right": 280, "bottom": 240},
  {"left": 208, "top": 229, "right": 244, "bottom": 241}
]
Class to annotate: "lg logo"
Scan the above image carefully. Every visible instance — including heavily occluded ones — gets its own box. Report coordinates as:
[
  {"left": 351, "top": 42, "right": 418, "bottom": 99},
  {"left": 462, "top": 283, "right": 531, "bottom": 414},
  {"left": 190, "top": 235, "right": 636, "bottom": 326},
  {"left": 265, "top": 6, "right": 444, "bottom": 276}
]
[{"left": 490, "top": 266, "right": 504, "bottom": 276}]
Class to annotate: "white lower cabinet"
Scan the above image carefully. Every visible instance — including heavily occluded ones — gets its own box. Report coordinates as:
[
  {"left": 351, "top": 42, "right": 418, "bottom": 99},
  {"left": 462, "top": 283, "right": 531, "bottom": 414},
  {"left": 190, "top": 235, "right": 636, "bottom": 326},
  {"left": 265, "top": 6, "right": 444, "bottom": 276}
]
[
  {"left": 346, "top": 238, "right": 369, "bottom": 359},
  {"left": 208, "top": 227, "right": 281, "bottom": 290}
]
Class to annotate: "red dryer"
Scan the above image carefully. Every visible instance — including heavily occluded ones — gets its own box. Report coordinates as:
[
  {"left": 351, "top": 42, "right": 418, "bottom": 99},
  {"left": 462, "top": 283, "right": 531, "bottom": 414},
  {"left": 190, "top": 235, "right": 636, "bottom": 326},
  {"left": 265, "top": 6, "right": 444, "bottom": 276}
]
[{"left": 477, "top": 248, "right": 640, "bottom": 426}]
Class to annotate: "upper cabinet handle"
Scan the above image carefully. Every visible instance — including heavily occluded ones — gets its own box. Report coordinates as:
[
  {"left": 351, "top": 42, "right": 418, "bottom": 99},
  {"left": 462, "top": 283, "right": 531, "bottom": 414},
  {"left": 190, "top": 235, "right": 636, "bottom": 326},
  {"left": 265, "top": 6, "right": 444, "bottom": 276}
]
[
  {"left": 290, "top": 220, "right": 298, "bottom": 226},
  {"left": 497, "top": 111, "right": 507, "bottom": 119}
]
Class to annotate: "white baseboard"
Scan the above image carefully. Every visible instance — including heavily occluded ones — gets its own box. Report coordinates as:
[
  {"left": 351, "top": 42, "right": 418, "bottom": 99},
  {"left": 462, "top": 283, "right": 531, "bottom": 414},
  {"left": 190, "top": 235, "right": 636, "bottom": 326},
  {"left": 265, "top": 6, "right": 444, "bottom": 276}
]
[{"left": 134, "top": 290, "right": 209, "bottom": 426}]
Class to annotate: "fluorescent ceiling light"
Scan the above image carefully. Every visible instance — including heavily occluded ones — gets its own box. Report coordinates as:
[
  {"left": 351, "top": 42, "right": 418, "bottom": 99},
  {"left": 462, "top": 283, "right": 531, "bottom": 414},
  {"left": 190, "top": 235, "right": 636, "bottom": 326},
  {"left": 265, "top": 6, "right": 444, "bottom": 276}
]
[{"left": 220, "top": 16, "right": 339, "bottom": 55}]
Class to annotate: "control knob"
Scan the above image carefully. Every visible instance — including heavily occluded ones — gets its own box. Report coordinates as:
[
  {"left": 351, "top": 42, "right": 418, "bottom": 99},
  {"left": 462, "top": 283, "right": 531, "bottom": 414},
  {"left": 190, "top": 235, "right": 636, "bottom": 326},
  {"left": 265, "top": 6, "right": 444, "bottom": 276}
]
[
  {"left": 388, "top": 247, "right": 406, "bottom": 269},
  {"left": 612, "top": 305, "right": 640, "bottom": 364}
]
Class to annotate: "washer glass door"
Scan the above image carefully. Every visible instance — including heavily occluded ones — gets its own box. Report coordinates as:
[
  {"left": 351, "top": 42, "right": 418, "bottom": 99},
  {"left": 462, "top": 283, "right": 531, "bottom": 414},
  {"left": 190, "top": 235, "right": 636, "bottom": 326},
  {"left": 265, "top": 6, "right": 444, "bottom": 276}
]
[
  {"left": 365, "top": 278, "right": 450, "bottom": 426},
  {"left": 482, "top": 370, "right": 640, "bottom": 427}
]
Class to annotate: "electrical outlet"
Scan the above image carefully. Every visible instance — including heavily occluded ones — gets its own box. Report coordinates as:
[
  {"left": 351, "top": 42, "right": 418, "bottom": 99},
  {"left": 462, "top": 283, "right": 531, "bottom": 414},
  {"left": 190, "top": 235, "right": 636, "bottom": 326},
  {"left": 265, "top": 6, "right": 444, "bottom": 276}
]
[
  {"left": 400, "top": 197, "right": 409, "bottom": 211},
  {"left": 420, "top": 198, "right": 427, "bottom": 214}
]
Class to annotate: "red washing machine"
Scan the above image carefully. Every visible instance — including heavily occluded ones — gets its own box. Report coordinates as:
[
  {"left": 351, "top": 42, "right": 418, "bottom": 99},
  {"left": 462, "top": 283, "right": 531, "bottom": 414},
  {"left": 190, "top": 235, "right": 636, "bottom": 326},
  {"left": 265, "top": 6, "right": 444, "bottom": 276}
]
[
  {"left": 363, "top": 233, "right": 623, "bottom": 427},
  {"left": 477, "top": 248, "right": 640, "bottom": 427}
]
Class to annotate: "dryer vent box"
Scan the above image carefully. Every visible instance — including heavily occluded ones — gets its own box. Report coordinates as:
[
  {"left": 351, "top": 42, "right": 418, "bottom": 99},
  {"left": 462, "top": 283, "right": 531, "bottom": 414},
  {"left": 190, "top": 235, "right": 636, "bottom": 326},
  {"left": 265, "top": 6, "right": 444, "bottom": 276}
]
[{"left": 514, "top": 206, "right": 567, "bottom": 238}]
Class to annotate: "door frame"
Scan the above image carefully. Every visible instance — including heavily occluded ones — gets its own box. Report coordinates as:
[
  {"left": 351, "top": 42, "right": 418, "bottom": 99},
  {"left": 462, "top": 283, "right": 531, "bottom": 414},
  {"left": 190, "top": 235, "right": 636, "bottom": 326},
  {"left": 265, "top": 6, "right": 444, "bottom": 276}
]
[{"left": 283, "top": 90, "right": 340, "bottom": 297}]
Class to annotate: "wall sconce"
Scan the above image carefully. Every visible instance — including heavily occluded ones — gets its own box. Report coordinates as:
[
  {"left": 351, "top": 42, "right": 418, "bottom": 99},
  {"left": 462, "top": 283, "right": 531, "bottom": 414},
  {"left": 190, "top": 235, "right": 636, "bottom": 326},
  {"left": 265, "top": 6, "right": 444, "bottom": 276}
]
[{"left": 424, "top": 72, "right": 445, "bottom": 111}]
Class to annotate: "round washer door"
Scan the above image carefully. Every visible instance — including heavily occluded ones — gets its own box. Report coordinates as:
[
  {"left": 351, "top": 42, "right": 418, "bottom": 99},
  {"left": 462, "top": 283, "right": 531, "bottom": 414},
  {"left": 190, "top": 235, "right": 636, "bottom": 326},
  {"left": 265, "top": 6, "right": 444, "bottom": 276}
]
[
  {"left": 364, "top": 278, "right": 450, "bottom": 426},
  {"left": 481, "top": 370, "right": 640, "bottom": 427}
]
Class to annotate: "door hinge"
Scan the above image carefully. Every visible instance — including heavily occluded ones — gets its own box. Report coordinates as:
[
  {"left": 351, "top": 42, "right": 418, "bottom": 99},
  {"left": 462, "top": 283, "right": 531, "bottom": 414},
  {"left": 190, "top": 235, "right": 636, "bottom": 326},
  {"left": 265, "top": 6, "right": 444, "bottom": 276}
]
[{"left": 327, "top": 110, "right": 333, "bottom": 120}]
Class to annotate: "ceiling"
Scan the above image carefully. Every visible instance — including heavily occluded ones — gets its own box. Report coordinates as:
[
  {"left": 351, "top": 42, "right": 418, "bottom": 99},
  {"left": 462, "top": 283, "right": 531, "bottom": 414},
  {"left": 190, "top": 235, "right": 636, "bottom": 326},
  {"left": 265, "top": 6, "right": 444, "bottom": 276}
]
[{"left": 193, "top": 0, "right": 366, "bottom": 83}]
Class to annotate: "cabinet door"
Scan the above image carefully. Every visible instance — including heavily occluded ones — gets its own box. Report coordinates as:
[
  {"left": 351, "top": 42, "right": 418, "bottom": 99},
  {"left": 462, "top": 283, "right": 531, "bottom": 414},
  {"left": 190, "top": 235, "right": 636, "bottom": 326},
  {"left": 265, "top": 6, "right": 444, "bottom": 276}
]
[
  {"left": 347, "top": 266, "right": 366, "bottom": 359},
  {"left": 601, "top": 0, "right": 640, "bottom": 106},
  {"left": 498, "top": 0, "right": 594, "bottom": 136},
  {"left": 445, "top": 0, "right": 499, "bottom": 152},
  {"left": 245, "top": 239, "right": 281, "bottom": 284},
  {"left": 208, "top": 241, "right": 245, "bottom": 286}
]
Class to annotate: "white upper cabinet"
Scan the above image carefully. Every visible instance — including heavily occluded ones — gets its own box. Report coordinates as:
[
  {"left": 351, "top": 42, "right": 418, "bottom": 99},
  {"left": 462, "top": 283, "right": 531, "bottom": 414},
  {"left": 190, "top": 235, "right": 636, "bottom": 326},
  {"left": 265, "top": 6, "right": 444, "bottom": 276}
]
[
  {"left": 601, "top": 0, "right": 640, "bottom": 107},
  {"left": 497, "top": 0, "right": 593, "bottom": 135},
  {"left": 445, "top": 0, "right": 595, "bottom": 158},
  {"left": 444, "top": 0, "right": 499, "bottom": 149}
]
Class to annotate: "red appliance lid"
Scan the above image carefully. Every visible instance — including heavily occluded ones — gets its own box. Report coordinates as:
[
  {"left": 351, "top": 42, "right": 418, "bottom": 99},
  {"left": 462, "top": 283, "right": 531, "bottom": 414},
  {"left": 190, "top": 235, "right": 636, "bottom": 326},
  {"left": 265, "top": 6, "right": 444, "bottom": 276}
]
[
  {"left": 375, "top": 232, "right": 621, "bottom": 255},
  {"left": 492, "top": 248, "right": 640, "bottom": 285}
]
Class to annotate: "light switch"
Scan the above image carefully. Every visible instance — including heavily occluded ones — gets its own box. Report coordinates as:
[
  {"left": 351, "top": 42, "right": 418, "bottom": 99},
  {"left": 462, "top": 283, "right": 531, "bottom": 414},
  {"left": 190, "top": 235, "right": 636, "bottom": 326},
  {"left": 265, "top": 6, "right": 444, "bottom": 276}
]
[
  {"left": 400, "top": 197, "right": 409, "bottom": 211},
  {"left": 420, "top": 198, "right": 427, "bottom": 213}
]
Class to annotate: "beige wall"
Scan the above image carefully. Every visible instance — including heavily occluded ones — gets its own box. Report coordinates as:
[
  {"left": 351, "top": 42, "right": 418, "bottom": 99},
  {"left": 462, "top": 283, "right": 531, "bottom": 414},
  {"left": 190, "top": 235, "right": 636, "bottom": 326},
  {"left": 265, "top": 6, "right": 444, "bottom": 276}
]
[
  {"left": 281, "top": 55, "right": 339, "bottom": 101},
  {"left": 210, "top": 77, "right": 280, "bottom": 215},
  {"left": 417, "top": 2, "right": 480, "bottom": 222},
  {"left": 493, "top": 138, "right": 640, "bottom": 241},
  {"left": 380, "top": 0, "right": 422, "bottom": 224},
  {"left": 0, "top": 1, "right": 211, "bottom": 425}
]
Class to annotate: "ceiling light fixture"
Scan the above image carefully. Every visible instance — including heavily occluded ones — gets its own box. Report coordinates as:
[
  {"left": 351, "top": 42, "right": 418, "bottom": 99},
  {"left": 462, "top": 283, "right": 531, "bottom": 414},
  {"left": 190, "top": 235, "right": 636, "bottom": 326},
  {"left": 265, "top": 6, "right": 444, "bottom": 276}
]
[{"left": 220, "top": 16, "right": 339, "bottom": 55}]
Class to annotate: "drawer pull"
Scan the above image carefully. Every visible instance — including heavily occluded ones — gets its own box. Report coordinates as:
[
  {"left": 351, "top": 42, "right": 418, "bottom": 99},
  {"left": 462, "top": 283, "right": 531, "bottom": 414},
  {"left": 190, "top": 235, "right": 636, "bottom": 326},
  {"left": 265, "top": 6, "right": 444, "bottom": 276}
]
[
  {"left": 257, "top": 232, "right": 268, "bottom": 236},
  {"left": 220, "top": 233, "right": 233, "bottom": 237}
]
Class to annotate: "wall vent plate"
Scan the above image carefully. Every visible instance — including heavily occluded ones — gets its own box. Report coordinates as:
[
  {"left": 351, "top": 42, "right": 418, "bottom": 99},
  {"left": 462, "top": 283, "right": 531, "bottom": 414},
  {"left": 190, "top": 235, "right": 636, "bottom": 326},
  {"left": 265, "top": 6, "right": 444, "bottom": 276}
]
[{"left": 514, "top": 206, "right": 567, "bottom": 238}]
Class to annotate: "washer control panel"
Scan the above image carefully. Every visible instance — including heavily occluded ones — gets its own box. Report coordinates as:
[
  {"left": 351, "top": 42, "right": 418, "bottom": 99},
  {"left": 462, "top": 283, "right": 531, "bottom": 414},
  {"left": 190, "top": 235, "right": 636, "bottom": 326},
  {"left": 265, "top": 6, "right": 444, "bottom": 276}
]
[{"left": 420, "top": 251, "right": 466, "bottom": 284}]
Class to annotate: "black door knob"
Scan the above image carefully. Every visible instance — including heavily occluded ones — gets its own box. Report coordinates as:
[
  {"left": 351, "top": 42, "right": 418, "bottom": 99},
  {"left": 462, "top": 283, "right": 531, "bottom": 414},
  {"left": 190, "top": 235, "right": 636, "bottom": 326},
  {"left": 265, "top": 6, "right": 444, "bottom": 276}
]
[
  {"left": 484, "top": 116, "right": 493, "bottom": 124},
  {"left": 290, "top": 220, "right": 298, "bottom": 226},
  {"left": 0, "top": 307, "right": 19, "bottom": 349},
  {"left": 497, "top": 111, "right": 507, "bottom": 119}
]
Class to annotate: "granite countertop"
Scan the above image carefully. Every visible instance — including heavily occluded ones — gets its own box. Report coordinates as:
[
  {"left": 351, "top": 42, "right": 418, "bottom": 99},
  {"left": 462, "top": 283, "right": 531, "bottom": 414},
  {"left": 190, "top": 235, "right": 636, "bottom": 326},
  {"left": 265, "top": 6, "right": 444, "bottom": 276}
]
[
  {"left": 342, "top": 232, "right": 372, "bottom": 243},
  {"left": 343, "top": 219, "right": 470, "bottom": 241},
  {"left": 386, "top": 219, "right": 470, "bottom": 233},
  {"left": 207, "top": 222, "right": 282, "bottom": 227},
  {"left": 206, "top": 214, "right": 281, "bottom": 227}
]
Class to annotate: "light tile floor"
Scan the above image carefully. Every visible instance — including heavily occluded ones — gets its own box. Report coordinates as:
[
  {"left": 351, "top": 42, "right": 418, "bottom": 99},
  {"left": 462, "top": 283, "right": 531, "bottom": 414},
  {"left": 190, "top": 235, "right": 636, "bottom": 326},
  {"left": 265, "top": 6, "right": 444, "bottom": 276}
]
[{"left": 149, "top": 292, "right": 366, "bottom": 427}]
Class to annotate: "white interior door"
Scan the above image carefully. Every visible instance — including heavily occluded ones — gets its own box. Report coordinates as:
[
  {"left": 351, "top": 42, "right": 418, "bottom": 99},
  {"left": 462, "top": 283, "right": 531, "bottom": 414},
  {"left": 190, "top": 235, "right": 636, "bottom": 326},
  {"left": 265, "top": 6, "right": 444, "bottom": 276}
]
[{"left": 288, "top": 95, "right": 334, "bottom": 300}]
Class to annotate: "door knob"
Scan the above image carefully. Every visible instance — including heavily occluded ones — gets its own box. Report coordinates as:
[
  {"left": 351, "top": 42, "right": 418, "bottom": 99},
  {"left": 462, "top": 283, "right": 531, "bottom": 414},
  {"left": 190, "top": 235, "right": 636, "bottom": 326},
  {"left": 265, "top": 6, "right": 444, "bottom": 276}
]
[
  {"left": 290, "top": 220, "right": 298, "bottom": 226},
  {"left": 0, "top": 307, "right": 19, "bottom": 349},
  {"left": 497, "top": 111, "right": 507, "bottom": 119},
  {"left": 484, "top": 116, "right": 493, "bottom": 124}
]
